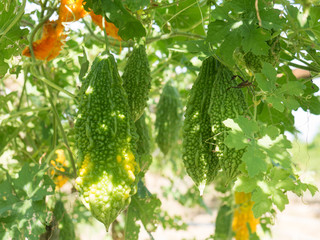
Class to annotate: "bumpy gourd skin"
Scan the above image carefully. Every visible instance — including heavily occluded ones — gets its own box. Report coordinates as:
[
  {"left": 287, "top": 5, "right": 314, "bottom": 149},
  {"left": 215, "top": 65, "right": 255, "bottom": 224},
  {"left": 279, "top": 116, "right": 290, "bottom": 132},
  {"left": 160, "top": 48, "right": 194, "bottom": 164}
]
[
  {"left": 155, "top": 82, "right": 182, "bottom": 155},
  {"left": 122, "top": 45, "right": 151, "bottom": 122},
  {"left": 208, "top": 64, "right": 247, "bottom": 180},
  {"left": 75, "top": 56, "right": 139, "bottom": 230},
  {"left": 182, "top": 56, "right": 220, "bottom": 194},
  {"left": 135, "top": 113, "right": 152, "bottom": 175}
]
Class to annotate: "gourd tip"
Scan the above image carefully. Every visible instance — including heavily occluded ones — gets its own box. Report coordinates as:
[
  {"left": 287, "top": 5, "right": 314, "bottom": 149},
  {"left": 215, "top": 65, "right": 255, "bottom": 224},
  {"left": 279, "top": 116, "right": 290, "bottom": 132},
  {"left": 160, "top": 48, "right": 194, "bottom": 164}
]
[{"left": 198, "top": 182, "right": 206, "bottom": 196}]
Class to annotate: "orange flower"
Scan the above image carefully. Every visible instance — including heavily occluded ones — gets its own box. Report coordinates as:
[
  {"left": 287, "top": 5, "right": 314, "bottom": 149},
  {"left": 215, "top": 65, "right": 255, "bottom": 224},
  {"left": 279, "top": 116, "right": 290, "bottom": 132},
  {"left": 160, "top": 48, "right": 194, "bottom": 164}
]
[
  {"left": 89, "top": 12, "right": 122, "bottom": 41},
  {"left": 22, "top": 20, "right": 67, "bottom": 61},
  {"left": 58, "top": 0, "right": 89, "bottom": 22},
  {"left": 50, "top": 149, "right": 69, "bottom": 190},
  {"left": 232, "top": 192, "right": 260, "bottom": 240}
]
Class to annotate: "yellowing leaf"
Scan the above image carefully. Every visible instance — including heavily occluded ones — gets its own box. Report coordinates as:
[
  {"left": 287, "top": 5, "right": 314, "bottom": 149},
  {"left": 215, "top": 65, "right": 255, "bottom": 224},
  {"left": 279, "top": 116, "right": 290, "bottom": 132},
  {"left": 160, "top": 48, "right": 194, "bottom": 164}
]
[
  {"left": 90, "top": 12, "right": 122, "bottom": 41},
  {"left": 22, "top": 20, "right": 66, "bottom": 61},
  {"left": 58, "top": 0, "right": 89, "bottom": 22}
]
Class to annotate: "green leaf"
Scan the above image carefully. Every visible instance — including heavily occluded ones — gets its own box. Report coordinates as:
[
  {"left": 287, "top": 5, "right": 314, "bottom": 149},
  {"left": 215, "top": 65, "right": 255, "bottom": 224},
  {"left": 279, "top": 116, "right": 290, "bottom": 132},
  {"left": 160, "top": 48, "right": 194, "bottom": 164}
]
[
  {"left": 255, "top": 73, "right": 273, "bottom": 92},
  {"left": 83, "top": 0, "right": 146, "bottom": 40},
  {"left": 306, "top": 184, "right": 318, "bottom": 196},
  {"left": 207, "top": 20, "right": 233, "bottom": 44},
  {"left": 0, "top": 56, "right": 8, "bottom": 77},
  {"left": 217, "top": 31, "right": 241, "bottom": 66},
  {"left": 260, "top": 125, "right": 280, "bottom": 140},
  {"left": 0, "top": 164, "right": 55, "bottom": 239},
  {"left": 78, "top": 48, "right": 89, "bottom": 81},
  {"left": 271, "top": 189, "right": 288, "bottom": 211},
  {"left": 298, "top": 95, "right": 320, "bottom": 115},
  {"left": 259, "top": 8, "right": 285, "bottom": 30},
  {"left": 54, "top": 201, "right": 76, "bottom": 240},
  {"left": 241, "top": 26, "right": 270, "bottom": 55},
  {"left": 0, "top": 1, "right": 28, "bottom": 77},
  {"left": 284, "top": 96, "right": 300, "bottom": 111},
  {"left": 13, "top": 164, "right": 55, "bottom": 200},
  {"left": 211, "top": 4, "right": 231, "bottom": 20},
  {"left": 122, "top": 0, "right": 149, "bottom": 11},
  {"left": 234, "top": 176, "right": 258, "bottom": 193},
  {"left": 261, "top": 62, "right": 277, "bottom": 83},
  {"left": 252, "top": 188, "right": 272, "bottom": 218},
  {"left": 223, "top": 119, "right": 241, "bottom": 131},
  {"left": 235, "top": 116, "right": 259, "bottom": 136},
  {"left": 280, "top": 81, "right": 306, "bottom": 96},
  {"left": 133, "top": 191, "right": 161, "bottom": 232},
  {"left": 266, "top": 95, "right": 285, "bottom": 112},
  {"left": 157, "top": 0, "right": 207, "bottom": 35},
  {"left": 242, "top": 144, "right": 267, "bottom": 177},
  {"left": 168, "top": 40, "right": 211, "bottom": 55},
  {"left": 255, "top": 63, "right": 277, "bottom": 92},
  {"left": 224, "top": 131, "right": 247, "bottom": 150},
  {"left": 125, "top": 203, "right": 140, "bottom": 240},
  {"left": 125, "top": 181, "right": 161, "bottom": 238}
]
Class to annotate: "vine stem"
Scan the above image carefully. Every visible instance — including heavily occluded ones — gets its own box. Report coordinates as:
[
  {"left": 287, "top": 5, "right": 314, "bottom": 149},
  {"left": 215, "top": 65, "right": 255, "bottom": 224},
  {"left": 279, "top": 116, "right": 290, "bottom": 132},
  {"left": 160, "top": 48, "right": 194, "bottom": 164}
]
[
  {"left": 18, "top": 67, "right": 29, "bottom": 110},
  {"left": 0, "top": 0, "right": 26, "bottom": 41},
  {"left": 145, "top": 0, "right": 189, "bottom": 11},
  {"left": 83, "top": 19, "right": 206, "bottom": 48},
  {"left": 253, "top": 95, "right": 257, "bottom": 121},
  {"left": 82, "top": 19, "right": 105, "bottom": 43},
  {"left": 30, "top": 69, "right": 76, "bottom": 99},
  {"left": 27, "top": 9, "right": 55, "bottom": 60},
  {"left": 281, "top": 59, "right": 320, "bottom": 72},
  {"left": 1, "top": 107, "right": 50, "bottom": 123},
  {"left": 102, "top": 16, "right": 110, "bottom": 53},
  {"left": 161, "top": 1, "right": 198, "bottom": 30},
  {"left": 147, "top": 31, "right": 206, "bottom": 43},
  {"left": 255, "top": 0, "right": 262, "bottom": 27},
  {"left": 45, "top": 84, "right": 77, "bottom": 178}
]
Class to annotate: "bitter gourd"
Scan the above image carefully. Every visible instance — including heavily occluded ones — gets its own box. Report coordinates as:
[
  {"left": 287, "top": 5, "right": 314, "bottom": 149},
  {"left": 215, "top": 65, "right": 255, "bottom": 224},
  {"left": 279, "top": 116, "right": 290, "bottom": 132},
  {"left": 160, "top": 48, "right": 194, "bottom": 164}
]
[
  {"left": 182, "top": 56, "right": 220, "bottom": 194},
  {"left": 208, "top": 64, "right": 248, "bottom": 180},
  {"left": 155, "top": 82, "right": 182, "bottom": 155},
  {"left": 214, "top": 204, "right": 233, "bottom": 240},
  {"left": 135, "top": 113, "right": 152, "bottom": 175},
  {"left": 122, "top": 45, "right": 151, "bottom": 122},
  {"left": 74, "top": 55, "right": 139, "bottom": 230},
  {"left": 232, "top": 192, "right": 260, "bottom": 240}
]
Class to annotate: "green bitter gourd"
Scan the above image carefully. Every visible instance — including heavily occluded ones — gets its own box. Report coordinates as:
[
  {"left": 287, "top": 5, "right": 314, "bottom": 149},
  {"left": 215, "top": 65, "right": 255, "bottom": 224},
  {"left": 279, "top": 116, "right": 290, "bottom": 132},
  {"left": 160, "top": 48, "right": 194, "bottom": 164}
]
[
  {"left": 122, "top": 45, "right": 151, "bottom": 122},
  {"left": 208, "top": 64, "right": 248, "bottom": 181},
  {"left": 75, "top": 55, "right": 139, "bottom": 230},
  {"left": 182, "top": 56, "right": 220, "bottom": 194},
  {"left": 155, "top": 82, "right": 182, "bottom": 155},
  {"left": 135, "top": 113, "right": 152, "bottom": 175}
]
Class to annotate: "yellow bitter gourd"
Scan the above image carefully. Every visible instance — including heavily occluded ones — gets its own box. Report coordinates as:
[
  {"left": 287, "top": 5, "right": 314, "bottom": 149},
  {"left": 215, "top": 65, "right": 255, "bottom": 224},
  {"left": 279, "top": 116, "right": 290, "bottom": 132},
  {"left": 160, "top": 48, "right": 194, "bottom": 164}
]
[
  {"left": 232, "top": 192, "right": 260, "bottom": 240},
  {"left": 208, "top": 63, "right": 248, "bottom": 181},
  {"left": 155, "top": 82, "right": 182, "bottom": 155},
  {"left": 122, "top": 45, "right": 151, "bottom": 122},
  {"left": 182, "top": 56, "right": 220, "bottom": 194},
  {"left": 75, "top": 55, "right": 139, "bottom": 230}
]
